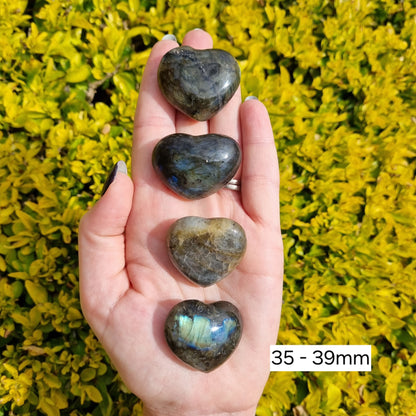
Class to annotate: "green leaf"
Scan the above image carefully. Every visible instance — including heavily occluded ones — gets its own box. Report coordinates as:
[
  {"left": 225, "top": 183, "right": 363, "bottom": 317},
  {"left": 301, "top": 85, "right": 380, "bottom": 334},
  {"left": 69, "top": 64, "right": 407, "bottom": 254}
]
[
  {"left": 67, "top": 307, "right": 83, "bottom": 321},
  {"left": 326, "top": 384, "right": 341, "bottom": 410},
  {"left": 39, "top": 398, "right": 60, "bottom": 416},
  {"left": 43, "top": 373, "right": 62, "bottom": 389},
  {"left": 66, "top": 64, "right": 91, "bottom": 83},
  {"left": 85, "top": 385, "right": 103, "bottom": 403},
  {"left": 25, "top": 280, "right": 48, "bottom": 304},
  {"left": 80, "top": 368, "right": 96, "bottom": 382},
  {"left": 113, "top": 72, "right": 136, "bottom": 96},
  {"left": 3, "top": 363, "right": 18, "bottom": 378}
]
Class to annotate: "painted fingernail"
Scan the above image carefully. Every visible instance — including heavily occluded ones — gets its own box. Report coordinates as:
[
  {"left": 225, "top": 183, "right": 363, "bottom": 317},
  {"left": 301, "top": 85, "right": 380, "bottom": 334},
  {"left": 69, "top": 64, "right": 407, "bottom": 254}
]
[
  {"left": 101, "top": 161, "right": 128, "bottom": 196},
  {"left": 162, "top": 34, "right": 177, "bottom": 41},
  {"left": 245, "top": 95, "right": 258, "bottom": 101}
]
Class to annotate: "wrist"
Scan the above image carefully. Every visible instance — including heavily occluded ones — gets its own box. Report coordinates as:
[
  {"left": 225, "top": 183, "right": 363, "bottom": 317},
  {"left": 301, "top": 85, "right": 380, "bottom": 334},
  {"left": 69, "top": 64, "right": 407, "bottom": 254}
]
[{"left": 143, "top": 405, "right": 257, "bottom": 416}]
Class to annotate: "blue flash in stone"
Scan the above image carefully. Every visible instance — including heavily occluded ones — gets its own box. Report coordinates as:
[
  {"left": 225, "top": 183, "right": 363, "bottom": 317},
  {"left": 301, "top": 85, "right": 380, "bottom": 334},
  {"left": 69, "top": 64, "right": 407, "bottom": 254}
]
[{"left": 177, "top": 315, "right": 237, "bottom": 350}]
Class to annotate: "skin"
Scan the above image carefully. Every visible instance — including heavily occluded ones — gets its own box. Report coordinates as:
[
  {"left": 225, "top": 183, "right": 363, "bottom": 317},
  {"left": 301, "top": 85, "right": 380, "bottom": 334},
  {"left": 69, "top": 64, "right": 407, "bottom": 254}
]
[{"left": 78, "top": 29, "right": 284, "bottom": 416}]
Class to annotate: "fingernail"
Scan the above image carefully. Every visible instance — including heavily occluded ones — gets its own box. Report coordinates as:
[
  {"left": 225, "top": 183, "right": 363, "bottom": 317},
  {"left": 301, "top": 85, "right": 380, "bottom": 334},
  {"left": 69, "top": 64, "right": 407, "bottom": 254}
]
[
  {"left": 162, "top": 34, "right": 177, "bottom": 41},
  {"left": 245, "top": 95, "right": 258, "bottom": 101},
  {"left": 101, "top": 161, "right": 128, "bottom": 196}
]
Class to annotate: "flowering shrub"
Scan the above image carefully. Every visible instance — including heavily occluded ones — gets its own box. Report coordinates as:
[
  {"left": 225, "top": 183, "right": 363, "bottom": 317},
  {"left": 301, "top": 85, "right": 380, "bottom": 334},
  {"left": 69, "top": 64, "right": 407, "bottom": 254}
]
[{"left": 1, "top": 0, "right": 415, "bottom": 415}]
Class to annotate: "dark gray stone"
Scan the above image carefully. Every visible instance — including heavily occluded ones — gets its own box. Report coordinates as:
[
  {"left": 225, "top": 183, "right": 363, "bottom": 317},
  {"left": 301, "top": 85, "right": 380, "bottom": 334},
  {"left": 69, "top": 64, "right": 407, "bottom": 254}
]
[
  {"left": 152, "top": 133, "right": 241, "bottom": 200},
  {"left": 158, "top": 46, "right": 241, "bottom": 121},
  {"left": 164, "top": 300, "right": 242, "bottom": 372},
  {"left": 167, "top": 216, "right": 246, "bottom": 286}
]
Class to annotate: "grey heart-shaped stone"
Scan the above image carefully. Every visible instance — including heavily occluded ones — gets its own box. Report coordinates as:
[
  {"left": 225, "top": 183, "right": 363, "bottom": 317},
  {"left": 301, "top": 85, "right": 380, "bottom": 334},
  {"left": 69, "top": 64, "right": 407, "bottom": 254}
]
[
  {"left": 158, "top": 46, "right": 240, "bottom": 121},
  {"left": 167, "top": 216, "right": 247, "bottom": 287},
  {"left": 164, "top": 299, "right": 242, "bottom": 372},
  {"left": 152, "top": 133, "right": 241, "bottom": 200}
]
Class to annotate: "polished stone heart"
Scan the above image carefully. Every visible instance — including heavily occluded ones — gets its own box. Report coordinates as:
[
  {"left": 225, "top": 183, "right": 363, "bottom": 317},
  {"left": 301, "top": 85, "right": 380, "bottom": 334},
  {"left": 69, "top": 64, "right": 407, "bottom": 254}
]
[
  {"left": 158, "top": 46, "right": 240, "bottom": 121},
  {"left": 167, "top": 216, "right": 246, "bottom": 287},
  {"left": 152, "top": 133, "right": 241, "bottom": 200},
  {"left": 164, "top": 299, "right": 242, "bottom": 372}
]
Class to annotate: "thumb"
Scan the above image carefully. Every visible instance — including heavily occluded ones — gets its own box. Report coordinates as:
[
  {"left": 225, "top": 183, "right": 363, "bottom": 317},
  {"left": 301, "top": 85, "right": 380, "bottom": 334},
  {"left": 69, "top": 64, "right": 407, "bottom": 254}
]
[{"left": 78, "top": 161, "right": 134, "bottom": 329}]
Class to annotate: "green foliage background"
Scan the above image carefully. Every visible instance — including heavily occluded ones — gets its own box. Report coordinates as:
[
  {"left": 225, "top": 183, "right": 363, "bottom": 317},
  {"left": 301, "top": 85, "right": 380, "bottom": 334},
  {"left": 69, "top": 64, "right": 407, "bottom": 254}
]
[{"left": 1, "top": 0, "right": 416, "bottom": 414}]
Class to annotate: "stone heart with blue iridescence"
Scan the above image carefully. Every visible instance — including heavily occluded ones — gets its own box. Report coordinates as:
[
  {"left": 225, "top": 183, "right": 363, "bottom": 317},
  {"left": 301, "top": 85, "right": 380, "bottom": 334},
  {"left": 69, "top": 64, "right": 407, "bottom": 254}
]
[
  {"left": 158, "top": 46, "right": 241, "bottom": 121},
  {"left": 167, "top": 216, "right": 247, "bottom": 287},
  {"left": 164, "top": 299, "right": 242, "bottom": 372},
  {"left": 152, "top": 133, "right": 241, "bottom": 200}
]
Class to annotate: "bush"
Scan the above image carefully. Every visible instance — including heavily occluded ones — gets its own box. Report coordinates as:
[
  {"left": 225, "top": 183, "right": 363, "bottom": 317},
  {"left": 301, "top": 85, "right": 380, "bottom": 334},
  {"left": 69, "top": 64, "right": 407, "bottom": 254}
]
[{"left": 1, "top": 0, "right": 415, "bottom": 415}]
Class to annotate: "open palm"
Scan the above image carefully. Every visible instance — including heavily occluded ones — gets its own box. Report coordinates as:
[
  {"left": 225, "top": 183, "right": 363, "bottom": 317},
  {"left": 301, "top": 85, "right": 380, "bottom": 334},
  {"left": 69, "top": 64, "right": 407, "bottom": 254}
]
[{"left": 79, "top": 29, "right": 283, "bottom": 416}]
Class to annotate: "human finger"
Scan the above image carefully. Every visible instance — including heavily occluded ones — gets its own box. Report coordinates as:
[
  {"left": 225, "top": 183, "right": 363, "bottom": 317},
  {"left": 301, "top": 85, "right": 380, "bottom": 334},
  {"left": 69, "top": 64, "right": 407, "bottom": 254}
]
[
  {"left": 78, "top": 162, "right": 134, "bottom": 333},
  {"left": 239, "top": 98, "right": 280, "bottom": 225},
  {"left": 132, "top": 37, "right": 179, "bottom": 181},
  {"left": 208, "top": 85, "right": 241, "bottom": 144}
]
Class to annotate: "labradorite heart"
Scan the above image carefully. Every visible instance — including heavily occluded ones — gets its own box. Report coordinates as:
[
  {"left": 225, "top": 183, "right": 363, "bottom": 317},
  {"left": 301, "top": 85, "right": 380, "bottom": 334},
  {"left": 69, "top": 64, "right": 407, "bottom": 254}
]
[
  {"left": 158, "top": 46, "right": 240, "bottom": 121},
  {"left": 167, "top": 216, "right": 246, "bottom": 287},
  {"left": 164, "top": 300, "right": 242, "bottom": 372},
  {"left": 152, "top": 133, "right": 241, "bottom": 200}
]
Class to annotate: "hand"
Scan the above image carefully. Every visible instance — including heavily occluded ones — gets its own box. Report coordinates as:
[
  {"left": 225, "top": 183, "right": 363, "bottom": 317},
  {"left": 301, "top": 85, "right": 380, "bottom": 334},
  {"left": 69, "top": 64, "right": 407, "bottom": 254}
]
[{"left": 78, "top": 29, "right": 283, "bottom": 416}]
